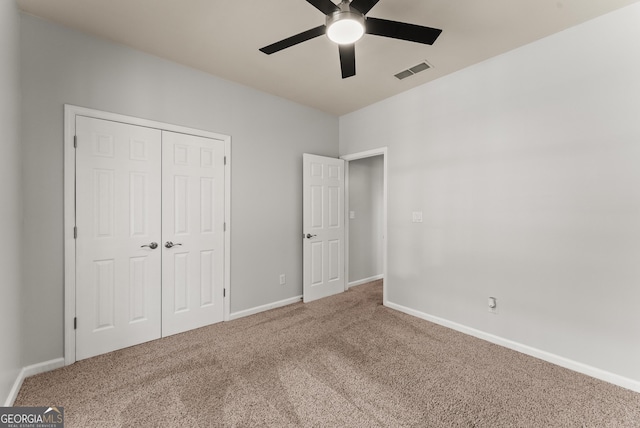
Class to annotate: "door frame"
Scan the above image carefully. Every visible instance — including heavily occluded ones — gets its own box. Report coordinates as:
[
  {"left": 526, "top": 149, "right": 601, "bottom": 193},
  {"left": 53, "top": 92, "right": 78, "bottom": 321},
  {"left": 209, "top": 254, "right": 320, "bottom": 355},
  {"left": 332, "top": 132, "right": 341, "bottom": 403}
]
[
  {"left": 341, "top": 147, "right": 388, "bottom": 306},
  {"left": 63, "top": 104, "right": 231, "bottom": 365}
]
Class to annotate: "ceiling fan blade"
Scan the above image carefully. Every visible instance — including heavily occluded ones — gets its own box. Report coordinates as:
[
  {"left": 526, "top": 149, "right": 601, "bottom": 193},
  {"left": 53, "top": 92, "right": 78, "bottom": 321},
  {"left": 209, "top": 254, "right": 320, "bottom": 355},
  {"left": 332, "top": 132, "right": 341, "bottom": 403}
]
[
  {"left": 339, "top": 44, "right": 356, "bottom": 79},
  {"left": 365, "top": 17, "right": 442, "bottom": 45},
  {"left": 259, "top": 25, "right": 326, "bottom": 55},
  {"left": 306, "top": 0, "right": 340, "bottom": 15},
  {"left": 349, "top": 0, "right": 380, "bottom": 15}
]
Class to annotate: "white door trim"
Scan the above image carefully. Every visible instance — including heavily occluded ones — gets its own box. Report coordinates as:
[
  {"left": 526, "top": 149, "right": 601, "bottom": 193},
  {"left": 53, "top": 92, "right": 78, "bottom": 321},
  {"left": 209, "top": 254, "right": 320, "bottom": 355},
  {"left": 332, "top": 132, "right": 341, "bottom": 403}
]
[
  {"left": 341, "top": 148, "right": 388, "bottom": 306},
  {"left": 64, "top": 104, "right": 231, "bottom": 365}
]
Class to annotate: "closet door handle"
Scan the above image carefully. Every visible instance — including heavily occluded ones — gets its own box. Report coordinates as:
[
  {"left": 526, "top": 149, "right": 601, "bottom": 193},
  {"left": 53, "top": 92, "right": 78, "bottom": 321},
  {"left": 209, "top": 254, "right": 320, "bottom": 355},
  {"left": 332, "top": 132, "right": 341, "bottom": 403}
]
[
  {"left": 165, "top": 241, "right": 183, "bottom": 249},
  {"left": 141, "top": 242, "right": 158, "bottom": 249}
]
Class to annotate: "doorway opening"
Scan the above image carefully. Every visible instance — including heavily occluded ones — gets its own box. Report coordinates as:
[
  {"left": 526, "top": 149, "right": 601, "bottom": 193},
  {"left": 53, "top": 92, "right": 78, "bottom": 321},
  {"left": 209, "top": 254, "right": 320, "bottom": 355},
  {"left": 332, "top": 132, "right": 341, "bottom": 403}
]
[{"left": 342, "top": 148, "right": 388, "bottom": 305}]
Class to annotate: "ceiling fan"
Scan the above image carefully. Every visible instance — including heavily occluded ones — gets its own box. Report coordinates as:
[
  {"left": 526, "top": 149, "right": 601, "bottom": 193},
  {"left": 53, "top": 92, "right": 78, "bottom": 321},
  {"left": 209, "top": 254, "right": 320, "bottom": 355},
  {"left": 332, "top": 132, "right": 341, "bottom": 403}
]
[{"left": 259, "top": 0, "right": 442, "bottom": 79}]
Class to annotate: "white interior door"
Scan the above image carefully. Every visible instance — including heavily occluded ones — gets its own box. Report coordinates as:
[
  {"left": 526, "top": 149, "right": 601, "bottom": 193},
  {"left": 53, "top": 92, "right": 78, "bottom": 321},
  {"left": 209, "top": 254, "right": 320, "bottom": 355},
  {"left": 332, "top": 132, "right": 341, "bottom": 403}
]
[
  {"left": 75, "top": 116, "right": 162, "bottom": 360},
  {"left": 161, "top": 131, "right": 225, "bottom": 336},
  {"left": 303, "top": 154, "right": 346, "bottom": 302}
]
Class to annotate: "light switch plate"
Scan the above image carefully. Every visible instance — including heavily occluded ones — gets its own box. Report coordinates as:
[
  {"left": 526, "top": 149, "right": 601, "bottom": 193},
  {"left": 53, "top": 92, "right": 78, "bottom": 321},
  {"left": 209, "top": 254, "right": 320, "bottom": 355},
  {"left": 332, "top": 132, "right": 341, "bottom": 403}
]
[{"left": 349, "top": 211, "right": 355, "bottom": 219}]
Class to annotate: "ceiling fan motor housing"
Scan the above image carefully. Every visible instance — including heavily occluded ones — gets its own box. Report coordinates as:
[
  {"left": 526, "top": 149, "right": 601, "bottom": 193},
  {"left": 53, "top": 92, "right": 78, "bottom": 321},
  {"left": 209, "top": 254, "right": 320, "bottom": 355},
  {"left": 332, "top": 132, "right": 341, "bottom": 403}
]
[{"left": 326, "top": 1, "right": 366, "bottom": 44}]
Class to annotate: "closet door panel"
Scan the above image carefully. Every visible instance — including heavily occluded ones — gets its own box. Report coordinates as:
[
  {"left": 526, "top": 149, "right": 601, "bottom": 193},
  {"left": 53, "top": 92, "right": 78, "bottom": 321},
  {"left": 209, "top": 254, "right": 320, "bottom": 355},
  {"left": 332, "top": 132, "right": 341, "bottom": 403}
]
[
  {"left": 161, "top": 131, "right": 225, "bottom": 337},
  {"left": 75, "top": 116, "right": 162, "bottom": 360}
]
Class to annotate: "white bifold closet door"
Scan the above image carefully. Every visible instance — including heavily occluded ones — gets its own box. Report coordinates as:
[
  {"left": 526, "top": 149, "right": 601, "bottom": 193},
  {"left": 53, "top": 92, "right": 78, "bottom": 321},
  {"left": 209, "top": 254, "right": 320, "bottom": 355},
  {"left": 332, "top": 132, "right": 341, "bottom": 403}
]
[
  {"left": 75, "top": 116, "right": 163, "bottom": 360},
  {"left": 161, "top": 131, "right": 225, "bottom": 337},
  {"left": 75, "top": 116, "right": 224, "bottom": 361}
]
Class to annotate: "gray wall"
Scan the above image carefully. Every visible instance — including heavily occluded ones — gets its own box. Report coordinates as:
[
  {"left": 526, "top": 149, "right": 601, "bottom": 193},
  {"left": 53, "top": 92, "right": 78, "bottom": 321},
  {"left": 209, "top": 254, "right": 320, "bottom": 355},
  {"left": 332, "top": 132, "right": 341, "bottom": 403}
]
[
  {"left": 348, "top": 156, "right": 383, "bottom": 283},
  {"left": 0, "top": 0, "right": 22, "bottom": 405},
  {"left": 20, "top": 14, "right": 338, "bottom": 367},
  {"left": 340, "top": 3, "right": 640, "bottom": 382}
]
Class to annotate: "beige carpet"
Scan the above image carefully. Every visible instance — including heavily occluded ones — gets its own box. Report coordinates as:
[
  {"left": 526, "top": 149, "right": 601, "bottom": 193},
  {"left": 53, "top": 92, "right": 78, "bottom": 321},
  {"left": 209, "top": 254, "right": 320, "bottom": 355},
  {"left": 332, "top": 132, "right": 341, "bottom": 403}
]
[{"left": 15, "top": 280, "right": 640, "bottom": 427}]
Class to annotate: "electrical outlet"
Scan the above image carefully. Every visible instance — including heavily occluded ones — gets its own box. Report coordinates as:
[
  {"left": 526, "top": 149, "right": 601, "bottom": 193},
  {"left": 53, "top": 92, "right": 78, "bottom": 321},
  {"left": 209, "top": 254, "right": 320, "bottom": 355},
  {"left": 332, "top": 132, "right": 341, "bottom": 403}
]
[
  {"left": 279, "top": 274, "right": 286, "bottom": 285},
  {"left": 488, "top": 297, "right": 498, "bottom": 314},
  {"left": 412, "top": 211, "right": 423, "bottom": 223}
]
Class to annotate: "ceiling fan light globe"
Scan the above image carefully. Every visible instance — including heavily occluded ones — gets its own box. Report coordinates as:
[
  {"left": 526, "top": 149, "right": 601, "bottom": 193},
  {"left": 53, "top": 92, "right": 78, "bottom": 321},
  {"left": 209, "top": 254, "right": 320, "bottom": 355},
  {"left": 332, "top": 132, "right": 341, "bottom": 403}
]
[{"left": 327, "top": 18, "right": 365, "bottom": 44}]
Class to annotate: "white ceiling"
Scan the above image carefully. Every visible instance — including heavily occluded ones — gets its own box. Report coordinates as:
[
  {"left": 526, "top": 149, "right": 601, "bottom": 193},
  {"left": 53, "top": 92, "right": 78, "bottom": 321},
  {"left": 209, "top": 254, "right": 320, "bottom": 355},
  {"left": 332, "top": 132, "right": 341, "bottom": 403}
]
[{"left": 16, "top": 0, "right": 640, "bottom": 116}]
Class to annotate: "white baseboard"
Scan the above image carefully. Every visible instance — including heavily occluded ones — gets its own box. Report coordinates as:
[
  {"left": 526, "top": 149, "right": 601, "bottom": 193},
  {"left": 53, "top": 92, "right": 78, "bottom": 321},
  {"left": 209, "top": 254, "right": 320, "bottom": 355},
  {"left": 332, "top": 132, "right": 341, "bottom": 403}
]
[
  {"left": 385, "top": 301, "right": 640, "bottom": 394},
  {"left": 348, "top": 274, "right": 383, "bottom": 288},
  {"left": 229, "top": 295, "right": 302, "bottom": 321},
  {"left": 4, "top": 358, "right": 65, "bottom": 406}
]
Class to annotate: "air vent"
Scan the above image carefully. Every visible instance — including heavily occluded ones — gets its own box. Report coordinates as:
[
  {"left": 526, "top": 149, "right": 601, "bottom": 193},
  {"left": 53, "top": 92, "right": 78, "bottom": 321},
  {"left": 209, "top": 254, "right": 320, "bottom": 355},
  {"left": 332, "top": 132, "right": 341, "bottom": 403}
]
[
  {"left": 394, "top": 70, "right": 413, "bottom": 80},
  {"left": 395, "top": 60, "right": 432, "bottom": 80}
]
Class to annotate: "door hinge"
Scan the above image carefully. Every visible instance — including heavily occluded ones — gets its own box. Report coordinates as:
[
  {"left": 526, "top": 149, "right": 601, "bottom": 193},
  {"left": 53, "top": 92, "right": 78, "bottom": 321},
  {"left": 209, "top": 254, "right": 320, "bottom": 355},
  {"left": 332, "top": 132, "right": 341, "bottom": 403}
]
[
  {"left": 73, "top": 135, "right": 77, "bottom": 148},
  {"left": 223, "top": 288, "right": 226, "bottom": 298},
  {"left": 74, "top": 226, "right": 77, "bottom": 239},
  {"left": 223, "top": 222, "right": 226, "bottom": 232},
  {"left": 224, "top": 156, "right": 227, "bottom": 165},
  {"left": 74, "top": 317, "right": 77, "bottom": 330}
]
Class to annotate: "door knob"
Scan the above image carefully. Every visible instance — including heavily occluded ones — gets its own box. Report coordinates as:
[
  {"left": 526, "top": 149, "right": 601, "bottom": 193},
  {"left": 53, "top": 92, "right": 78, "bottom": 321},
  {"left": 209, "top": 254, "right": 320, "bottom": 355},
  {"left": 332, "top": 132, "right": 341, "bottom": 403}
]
[
  {"left": 305, "top": 234, "right": 317, "bottom": 239},
  {"left": 165, "top": 241, "right": 183, "bottom": 248},
  {"left": 141, "top": 242, "right": 158, "bottom": 249}
]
